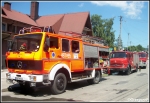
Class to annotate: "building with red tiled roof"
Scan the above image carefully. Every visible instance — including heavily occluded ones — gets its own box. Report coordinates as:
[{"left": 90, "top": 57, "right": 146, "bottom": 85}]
[{"left": 2, "top": 1, "right": 93, "bottom": 68}]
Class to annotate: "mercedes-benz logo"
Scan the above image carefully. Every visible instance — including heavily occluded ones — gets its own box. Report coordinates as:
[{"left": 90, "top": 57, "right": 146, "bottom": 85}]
[{"left": 17, "top": 61, "right": 22, "bottom": 69}]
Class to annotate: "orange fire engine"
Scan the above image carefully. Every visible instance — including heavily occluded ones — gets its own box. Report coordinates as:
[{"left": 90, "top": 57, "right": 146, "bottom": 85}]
[{"left": 5, "top": 26, "right": 109, "bottom": 94}]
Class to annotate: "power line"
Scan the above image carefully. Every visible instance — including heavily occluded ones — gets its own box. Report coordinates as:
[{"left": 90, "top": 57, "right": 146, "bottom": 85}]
[
  {"left": 122, "top": 19, "right": 148, "bottom": 34},
  {"left": 122, "top": 24, "right": 148, "bottom": 42}
]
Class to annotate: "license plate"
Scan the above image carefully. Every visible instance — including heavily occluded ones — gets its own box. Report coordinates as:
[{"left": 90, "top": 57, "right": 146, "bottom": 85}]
[{"left": 15, "top": 77, "right": 23, "bottom": 80}]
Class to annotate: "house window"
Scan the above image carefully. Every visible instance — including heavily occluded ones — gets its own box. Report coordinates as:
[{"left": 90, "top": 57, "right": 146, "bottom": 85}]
[
  {"left": 16, "top": 26, "right": 23, "bottom": 34},
  {"left": 82, "top": 30, "right": 87, "bottom": 35},
  {"left": 2, "top": 23, "right": 7, "bottom": 31},
  {"left": 12, "top": 25, "right": 17, "bottom": 33},
  {"left": 7, "top": 24, "right": 12, "bottom": 32}
]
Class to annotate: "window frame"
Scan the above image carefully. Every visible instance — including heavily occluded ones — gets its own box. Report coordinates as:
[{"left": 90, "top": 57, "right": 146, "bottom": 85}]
[
  {"left": 2, "top": 22, "right": 7, "bottom": 32},
  {"left": 12, "top": 25, "right": 17, "bottom": 33},
  {"left": 61, "top": 38, "right": 70, "bottom": 52},
  {"left": 71, "top": 40, "right": 80, "bottom": 53},
  {"left": 50, "top": 36, "right": 59, "bottom": 49}
]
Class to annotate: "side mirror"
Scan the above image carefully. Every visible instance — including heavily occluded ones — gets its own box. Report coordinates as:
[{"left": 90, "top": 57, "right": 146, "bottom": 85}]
[{"left": 44, "top": 37, "right": 50, "bottom": 52}]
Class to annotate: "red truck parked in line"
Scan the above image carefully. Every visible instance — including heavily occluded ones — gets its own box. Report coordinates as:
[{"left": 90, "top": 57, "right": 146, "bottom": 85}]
[
  {"left": 138, "top": 52, "right": 148, "bottom": 69},
  {"left": 109, "top": 51, "right": 139, "bottom": 75}
]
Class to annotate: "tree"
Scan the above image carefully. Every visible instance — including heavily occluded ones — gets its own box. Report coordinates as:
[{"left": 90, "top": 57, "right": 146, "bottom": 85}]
[
  {"left": 136, "top": 44, "right": 144, "bottom": 52},
  {"left": 91, "top": 14, "right": 115, "bottom": 48},
  {"left": 128, "top": 44, "right": 145, "bottom": 52}
]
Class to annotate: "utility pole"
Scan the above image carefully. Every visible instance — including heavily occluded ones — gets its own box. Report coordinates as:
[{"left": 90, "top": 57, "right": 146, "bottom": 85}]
[
  {"left": 127, "top": 33, "right": 129, "bottom": 51},
  {"left": 118, "top": 16, "right": 123, "bottom": 50}
]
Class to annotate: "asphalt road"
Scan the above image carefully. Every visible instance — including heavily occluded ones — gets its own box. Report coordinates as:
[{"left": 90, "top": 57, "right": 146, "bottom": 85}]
[{"left": 1, "top": 60, "right": 149, "bottom": 102}]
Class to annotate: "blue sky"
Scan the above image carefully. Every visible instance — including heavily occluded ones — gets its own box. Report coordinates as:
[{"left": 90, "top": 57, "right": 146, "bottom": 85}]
[{"left": 2, "top": 1, "right": 149, "bottom": 48}]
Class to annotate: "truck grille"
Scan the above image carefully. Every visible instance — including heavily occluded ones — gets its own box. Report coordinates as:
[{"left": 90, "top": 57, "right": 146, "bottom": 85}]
[
  {"left": 110, "top": 64, "right": 122, "bottom": 67},
  {"left": 7, "top": 60, "right": 42, "bottom": 70}
]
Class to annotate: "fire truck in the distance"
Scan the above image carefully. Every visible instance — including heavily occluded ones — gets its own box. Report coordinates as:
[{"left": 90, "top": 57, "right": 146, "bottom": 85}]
[
  {"left": 5, "top": 26, "right": 109, "bottom": 95},
  {"left": 138, "top": 51, "right": 148, "bottom": 69},
  {"left": 109, "top": 51, "right": 139, "bottom": 75}
]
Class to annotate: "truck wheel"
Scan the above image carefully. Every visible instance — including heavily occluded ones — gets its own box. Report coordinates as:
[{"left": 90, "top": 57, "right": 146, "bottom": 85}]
[
  {"left": 125, "top": 66, "right": 131, "bottom": 75},
  {"left": 87, "top": 70, "right": 101, "bottom": 84},
  {"left": 50, "top": 73, "right": 67, "bottom": 95}
]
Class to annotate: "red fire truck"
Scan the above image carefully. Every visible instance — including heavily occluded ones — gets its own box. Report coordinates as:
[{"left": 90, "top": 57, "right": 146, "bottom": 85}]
[
  {"left": 138, "top": 52, "right": 148, "bottom": 69},
  {"left": 109, "top": 51, "right": 139, "bottom": 75}
]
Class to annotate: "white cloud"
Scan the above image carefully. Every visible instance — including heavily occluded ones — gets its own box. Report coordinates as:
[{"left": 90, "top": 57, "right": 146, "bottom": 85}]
[
  {"left": 78, "top": 3, "right": 84, "bottom": 7},
  {"left": 90, "top": 1, "right": 144, "bottom": 19}
]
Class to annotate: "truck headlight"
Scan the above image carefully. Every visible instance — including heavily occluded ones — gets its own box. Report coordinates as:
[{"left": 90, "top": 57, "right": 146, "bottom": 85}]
[{"left": 29, "top": 76, "right": 36, "bottom": 81}]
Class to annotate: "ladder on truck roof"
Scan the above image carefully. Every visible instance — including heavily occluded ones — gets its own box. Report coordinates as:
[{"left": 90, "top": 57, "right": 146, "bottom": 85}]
[
  {"left": 59, "top": 31, "right": 84, "bottom": 38},
  {"left": 19, "top": 26, "right": 55, "bottom": 34},
  {"left": 43, "top": 26, "right": 55, "bottom": 33},
  {"left": 19, "top": 26, "right": 43, "bottom": 34}
]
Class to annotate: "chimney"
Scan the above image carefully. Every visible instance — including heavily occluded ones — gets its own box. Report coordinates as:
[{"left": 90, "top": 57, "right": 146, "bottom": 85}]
[
  {"left": 4, "top": 2, "right": 11, "bottom": 11},
  {"left": 30, "top": 1, "right": 39, "bottom": 20}
]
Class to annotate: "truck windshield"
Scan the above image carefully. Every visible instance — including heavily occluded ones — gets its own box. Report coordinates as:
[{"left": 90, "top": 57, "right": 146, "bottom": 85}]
[
  {"left": 110, "top": 52, "right": 126, "bottom": 58},
  {"left": 139, "top": 53, "right": 146, "bottom": 58},
  {"left": 10, "top": 33, "right": 42, "bottom": 52}
]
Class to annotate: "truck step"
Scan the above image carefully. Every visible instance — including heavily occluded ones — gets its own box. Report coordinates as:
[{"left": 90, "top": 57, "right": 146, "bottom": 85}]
[
  {"left": 71, "top": 76, "right": 94, "bottom": 82},
  {"left": 72, "top": 75, "right": 90, "bottom": 80}
]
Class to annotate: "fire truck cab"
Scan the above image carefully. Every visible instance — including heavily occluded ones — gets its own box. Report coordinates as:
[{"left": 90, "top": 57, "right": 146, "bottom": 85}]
[
  {"left": 5, "top": 26, "right": 109, "bottom": 94},
  {"left": 138, "top": 51, "right": 148, "bottom": 69},
  {"left": 109, "top": 51, "right": 139, "bottom": 75}
]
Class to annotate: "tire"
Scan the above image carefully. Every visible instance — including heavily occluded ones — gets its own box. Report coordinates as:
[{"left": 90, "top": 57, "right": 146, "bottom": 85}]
[
  {"left": 87, "top": 70, "right": 101, "bottom": 84},
  {"left": 125, "top": 65, "right": 131, "bottom": 75},
  {"left": 50, "top": 73, "right": 67, "bottom": 95}
]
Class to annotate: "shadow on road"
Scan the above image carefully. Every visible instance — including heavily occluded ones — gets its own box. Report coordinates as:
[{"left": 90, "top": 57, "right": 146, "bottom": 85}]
[
  {"left": 109, "top": 70, "right": 140, "bottom": 76},
  {"left": 4, "top": 78, "right": 108, "bottom": 98},
  {"left": 2, "top": 95, "right": 82, "bottom": 101}
]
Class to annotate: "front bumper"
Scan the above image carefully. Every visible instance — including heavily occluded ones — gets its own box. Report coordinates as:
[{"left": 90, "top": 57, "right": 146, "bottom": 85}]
[
  {"left": 6, "top": 72, "right": 51, "bottom": 88},
  {"left": 139, "top": 62, "right": 147, "bottom": 67},
  {"left": 109, "top": 67, "right": 127, "bottom": 72}
]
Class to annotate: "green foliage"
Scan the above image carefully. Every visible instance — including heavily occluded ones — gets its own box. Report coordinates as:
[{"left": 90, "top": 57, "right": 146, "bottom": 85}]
[
  {"left": 127, "top": 44, "right": 145, "bottom": 52},
  {"left": 91, "top": 14, "right": 115, "bottom": 48}
]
